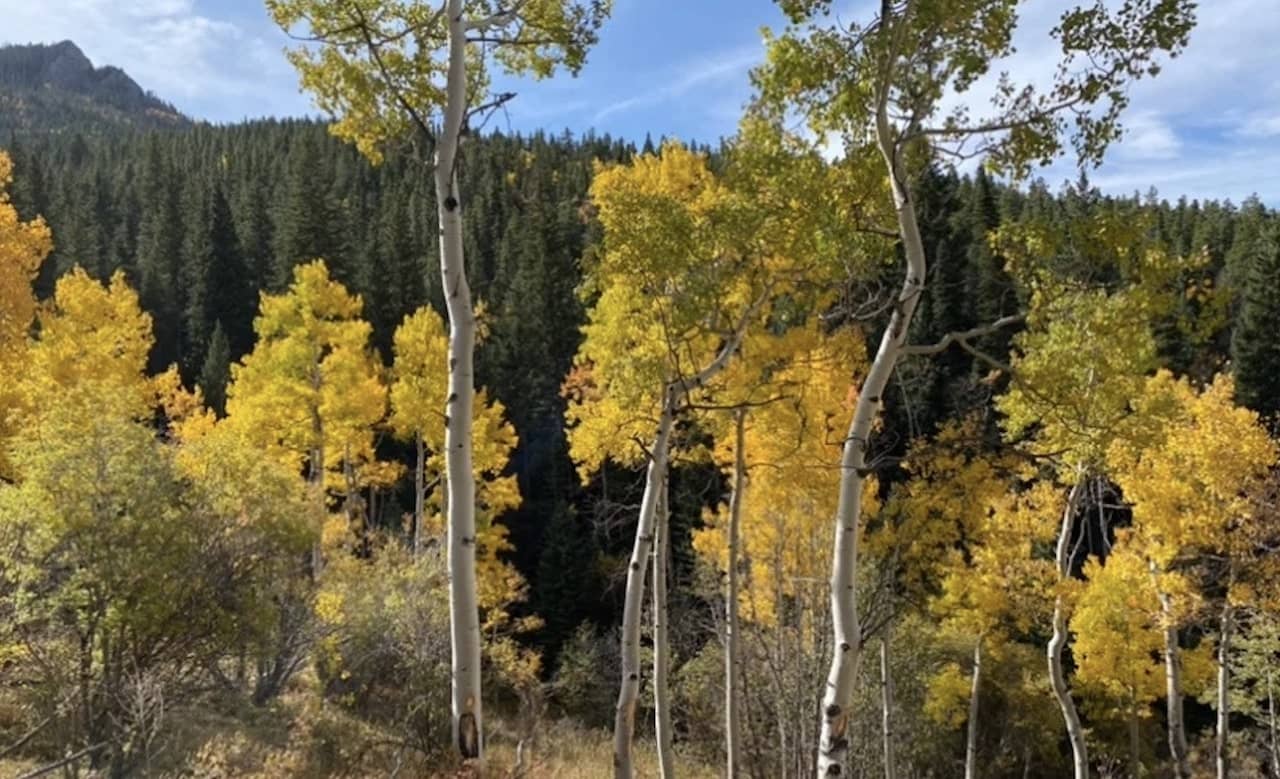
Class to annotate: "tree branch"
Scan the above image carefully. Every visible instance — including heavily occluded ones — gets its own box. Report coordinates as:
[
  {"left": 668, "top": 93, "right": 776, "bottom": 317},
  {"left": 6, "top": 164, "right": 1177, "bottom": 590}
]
[{"left": 902, "top": 314, "right": 1024, "bottom": 356}]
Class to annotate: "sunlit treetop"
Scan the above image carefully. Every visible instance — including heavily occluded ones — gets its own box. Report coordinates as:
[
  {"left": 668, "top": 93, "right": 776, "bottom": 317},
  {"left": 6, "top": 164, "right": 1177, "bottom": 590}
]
[
  {"left": 994, "top": 212, "right": 1213, "bottom": 474},
  {"left": 1108, "top": 371, "right": 1278, "bottom": 568},
  {"left": 267, "top": 0, "right": 611, "bottom": 163},
  {"left": 225, "top": 260, "right": 387, "bottom": 486},
  {"left": 756, "top": 0, "right": 1195, "bottom": 177},
  {"left": 567, "top": 134, "right": 878, "bottom": 478},
  {"left": 0, "top": 150, "right": 52, "bottom": 367},
  {"left": 23, "top": 268, "right": 156, "bottom": 423}
]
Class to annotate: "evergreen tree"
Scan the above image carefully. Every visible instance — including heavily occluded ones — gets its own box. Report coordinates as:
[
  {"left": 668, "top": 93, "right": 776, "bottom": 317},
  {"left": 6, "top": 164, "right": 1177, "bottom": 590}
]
[
  {"left": 1230, "top": 218, "right": 1280, "bottom": 430},
  {"left": 198, "top": 321, "right": 231, "bottom": 416},
  {"left": 534, "top": 501, "right": 601, "bottom": 657}
]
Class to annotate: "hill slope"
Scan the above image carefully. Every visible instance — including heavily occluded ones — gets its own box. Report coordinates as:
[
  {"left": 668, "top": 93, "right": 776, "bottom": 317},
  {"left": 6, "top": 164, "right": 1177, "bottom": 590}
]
[{"left": 0, "top": 40, "right": 188, "bottom": 134}]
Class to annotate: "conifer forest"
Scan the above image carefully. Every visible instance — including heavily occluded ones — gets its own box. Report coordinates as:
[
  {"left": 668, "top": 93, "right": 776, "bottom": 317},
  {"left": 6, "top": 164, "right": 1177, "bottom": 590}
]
[{"left": 2, "top": 1, "right": 1280, "bottom": 777}]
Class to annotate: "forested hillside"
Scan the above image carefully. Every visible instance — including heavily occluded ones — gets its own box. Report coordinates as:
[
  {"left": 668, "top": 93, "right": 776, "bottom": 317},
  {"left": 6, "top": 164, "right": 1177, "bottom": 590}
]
[{"left": 2, "top": 0, "right": 1280, "bottom": 777}]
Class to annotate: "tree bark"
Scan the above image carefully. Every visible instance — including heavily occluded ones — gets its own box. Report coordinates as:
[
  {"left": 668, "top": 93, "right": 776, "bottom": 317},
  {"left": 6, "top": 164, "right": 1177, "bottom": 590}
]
[
  {"left": 653, "top": 465, "right": 675, "bottom": 778},
  {"left": 436, "top": 0, "right": 481, "bottom": 760},
  {"left": 817, "top": 101, "right": 927, "bottom": 779},
  {"left": 1154, "top": 576, "right": 1190, "bottom": 779},
  {"left": 413, "top": 432, "right": 425, "bottom": 558},
  {"left": 613, "top": 316, "right": 754, "bottom": 778},
  {"left": 1048, "top": 479, "right": 1089, "bottom": 779},
  {"left": 880, "top": 633, "right": 896, "bottom": 779},
  {"left": 1216, "top": 601, "right": 1232, "bottom": 779},
  {"left": 965, "top": 638, "right": 982, "bottom": 779},
  {"left": 614, "top": 395, "right": 675, "bottom": 779},
  {"left": 1268, "top": 668, "right": 1279, "bottom": 779},
  {"left": 308, "top": 362, "right": 324, "bottom": 579},
  {"left": 726, "top": 409, "right": 746, "bottom": 779}
]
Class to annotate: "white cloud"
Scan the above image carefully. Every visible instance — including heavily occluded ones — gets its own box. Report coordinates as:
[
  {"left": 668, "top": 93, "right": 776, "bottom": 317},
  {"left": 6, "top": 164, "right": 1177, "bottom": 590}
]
[
  {"left": 1114, "top": 112, "right": 1181, "bottom": 161},
  {"left": 1236, "top": 114, "right": 1280, "bottom": 139}
]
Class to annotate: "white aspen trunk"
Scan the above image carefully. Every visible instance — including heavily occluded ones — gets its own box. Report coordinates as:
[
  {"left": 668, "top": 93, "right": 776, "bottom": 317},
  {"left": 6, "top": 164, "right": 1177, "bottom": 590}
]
[
  {"left": 817, "top": 106, "right": 927, "bottom": 779},
  {"left": 436, "top": 0, "right": 481, "bottom": 760},
  {"left": 965, "top": 638, "right": 982, "bottom": 779},
  {"left": 1048, "top": 479, "right": 1089, "bottom": 779},
  {"left": 1216, "top": 602, "right": 1232, "bottom": 779},
  {"left": 653, "top": 464, "right": 675, "bottom": 779},
  {"left": 309, "top": 363, "right": 324, "bottom": 579},
  {"left": 1154, "top": 577, "right": 1190, "bottom": 779},
  {"left": 1268, "top": 669, "right": 1279, "bottom": 778},
  {"left": 413, "top": 432, "right": 425, "bottom": 558},
  {"left": 726, "top": 409, "right": 746, "bottom": 779},
  {"left": 614, "top": 395, "right": 675, "bottom": 779},
  {"left": 614, "top": 319, "right": 753, "bottom": 778},
  {"left": 880, "top": 634, "right": 896, "bottom": 779}
]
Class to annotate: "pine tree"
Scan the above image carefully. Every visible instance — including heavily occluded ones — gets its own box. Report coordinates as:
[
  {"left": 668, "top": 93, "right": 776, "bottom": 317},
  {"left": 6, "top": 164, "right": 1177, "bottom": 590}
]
[
  {"left": 183, "top": 182, "right": 252, "bottom": 374},
  {"left": 534, "top": 501, "right": 600, "bottom": 657},
  {"left": 199, "top": 321, "right": 231, "bottom": 416},
  {"left": 135, "top": 136, "right": 183, "bottom": 372},
  {"left": 1230, "top": 218, "right": 1280, "bottom": 429}
]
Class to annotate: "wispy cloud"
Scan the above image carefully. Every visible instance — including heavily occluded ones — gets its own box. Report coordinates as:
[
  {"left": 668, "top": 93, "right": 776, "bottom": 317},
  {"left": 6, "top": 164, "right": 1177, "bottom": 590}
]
[
  {"left": 592, "top": 46, "right": 760, "bottom": 123},
  {"left": 1235, "top": 113, "right": 1280, "bottom": 140}
]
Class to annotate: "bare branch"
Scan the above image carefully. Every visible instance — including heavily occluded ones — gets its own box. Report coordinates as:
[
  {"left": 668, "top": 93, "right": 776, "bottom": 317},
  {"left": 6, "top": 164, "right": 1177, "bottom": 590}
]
[{"left": 902, "top": 314, "right": 1024, "bottom": 356}]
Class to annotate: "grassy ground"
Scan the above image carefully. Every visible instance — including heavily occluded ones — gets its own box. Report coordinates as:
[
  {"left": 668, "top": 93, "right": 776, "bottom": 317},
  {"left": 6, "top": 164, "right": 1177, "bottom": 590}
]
[{"left": 0, "top": 674, "right": 719, "bottom": 778}]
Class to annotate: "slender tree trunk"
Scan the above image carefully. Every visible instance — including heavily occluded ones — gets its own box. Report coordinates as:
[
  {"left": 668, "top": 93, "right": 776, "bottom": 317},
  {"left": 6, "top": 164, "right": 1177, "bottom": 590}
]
[
  {"left": 1154, "top": 576, "right": 1190, "bottom": 779},
  {"left": 653, "top": 465, "right": 675, "bottom": 778},
  {"left": 436, "top": 0, "right": 481, "bottom": 759},
  {"left": 1128, "top": 704, "right": 1141, "bottom": 779},
  {"left": 1150, "top": 566, "right": 1191, "bottom": 779},
  {"left": 1216, "top": 601, "right": 1232, "bottom": 779},
  {"left": 1268, "top": 668, "right": 1279, "bottom": 778},
  {"left": 413, "top": 432, "right": 425, "bottom": 557},
  {"left": 614, "top": 395, "right": 675, "bottom": 778},
  {"left": 966, "top": 637, "right": 982, "bottom": 779},
  {"left": 613, "top": 322, "right": 753, "bottom": 778},
  {"left": 726, "top": 409, "right": 747, "bottom": 779},
  {"left": 1048, "top": 479, "right": 1089, "bottom": 779},
  {"left": 880, "top": 633, "right": 896, "bottom": 779},
  {"left": 818, "top": 108, "right": 927, "bottom": 778},
  {"left": 309, "top": 363, "right": 324, "bottom": 578}
]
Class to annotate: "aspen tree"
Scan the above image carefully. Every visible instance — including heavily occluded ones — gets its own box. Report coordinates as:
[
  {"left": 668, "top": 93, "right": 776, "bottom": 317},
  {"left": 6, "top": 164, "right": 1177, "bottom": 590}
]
[
  {"left": 756, "top": 3, "right": 1194, "bottom": 770},
  {"left": 267, "top": 0, "right": 608, "bottom": 757}
]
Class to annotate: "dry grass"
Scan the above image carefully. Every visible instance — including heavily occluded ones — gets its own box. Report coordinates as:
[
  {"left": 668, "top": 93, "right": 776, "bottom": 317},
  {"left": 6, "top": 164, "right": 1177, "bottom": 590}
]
[{"left": 0, "top": 675, "right": 719, "bottom": 779}]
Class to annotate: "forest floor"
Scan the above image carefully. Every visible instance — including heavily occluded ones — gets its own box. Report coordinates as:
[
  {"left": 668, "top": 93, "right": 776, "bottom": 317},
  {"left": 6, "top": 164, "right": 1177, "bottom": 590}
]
[{"left": 0, "top": 671, "right": 719, "bottom": 778}]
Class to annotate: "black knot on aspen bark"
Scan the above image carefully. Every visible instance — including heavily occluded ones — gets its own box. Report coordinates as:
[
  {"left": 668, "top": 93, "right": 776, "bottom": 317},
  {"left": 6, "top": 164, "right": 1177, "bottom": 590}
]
[
  {"left": 444, "top": 195, "right": 459, "bottom": 211},
  {"left": 825, "top": 703, "right": 842, "bottom": 718},
  {"left": 840, "top": 641, "right": 851, "bottom": 652},
  {"left": 825, "top": 765, "right": 843, "bottom": 776},
  {"left": 629, "top": 672, "right": 639, "bottom": 681},
  {"left": 448, "top": 392, "right": 458, "bottom": 403},
  {"left": 457, "top": 712, "right": 479, "bottom": 758},
  {"left": 449, "top": 358, "right": 457, "bottom": 370},
  {"left": 462, "top": 536, "right": 475, "bottom": 546}
]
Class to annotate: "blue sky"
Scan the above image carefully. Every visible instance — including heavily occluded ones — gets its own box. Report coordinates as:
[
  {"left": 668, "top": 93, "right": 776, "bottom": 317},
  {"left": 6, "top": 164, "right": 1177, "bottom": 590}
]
[{"left": 5, "top": 0, "right": 1280, "bottom": 203}]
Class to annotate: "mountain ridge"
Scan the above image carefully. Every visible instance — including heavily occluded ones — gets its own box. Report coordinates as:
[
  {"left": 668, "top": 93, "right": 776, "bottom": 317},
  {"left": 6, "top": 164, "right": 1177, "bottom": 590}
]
[{"left": 0, "top": 40, "right": 189, "bottom": 134}]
